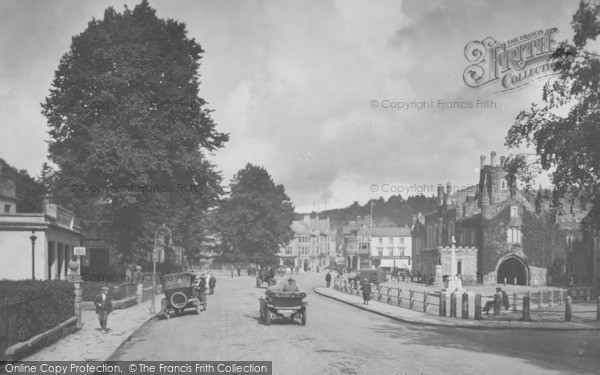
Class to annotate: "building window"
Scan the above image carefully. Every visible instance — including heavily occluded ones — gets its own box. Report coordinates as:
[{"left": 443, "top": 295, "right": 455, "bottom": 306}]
[
  {"left": 378, "top": 249, "right": 383, "bottom": 257},
  {"left": 507, "top": 227, "right": 521, "bottom": 243},
  {"left": 427, "top": 226, "right": 432, "bottom": 247},
  {"left": 510, "top": 206, "right": 518, "bottom": 218},
  {"left": 501, "top": 179, "right": 507, "bottom": 190},
  {"left": 457, "top": 261, "right": 462, "bottom": 275},
  {"left": 399, "top": 250, "right": 404, "bottom": 257},
  {"left": 389, "top": 238, "right": 393, "bottom": 244},
  {"left": 400, "top": 237, "right": 404, "bottom": 244},
  {"left": 4, "top": 204, "right": 10, "bottom": 213},
  {"left": 285, "top": 246, "right": 292, "bottom": 255},
  {"left": 378, "top": 238, "right": 383, "bottom": 244},
  {"left": 448, "top": 222, "right": 454, "bottom": 239}
]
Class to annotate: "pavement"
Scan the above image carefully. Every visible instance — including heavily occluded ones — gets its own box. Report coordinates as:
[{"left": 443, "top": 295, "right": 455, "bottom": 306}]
[
  {"left": 314, "top": 286, "right": 600, "bottom": 331},
  {"left": 21, "top": 294, "right": 162, "bottom": 361}
]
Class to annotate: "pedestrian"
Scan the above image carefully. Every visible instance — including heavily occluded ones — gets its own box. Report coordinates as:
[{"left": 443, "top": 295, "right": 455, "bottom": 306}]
[
  {"left": 325, "top": 271, "right": 332, "bottom": 287},
  {"left": 208, "top": 274, "right": 216, "bottom": 295},
  {"left": 361, "top": 278, "right": 371, "bottom": 305},
  {"left": 482, "top": 287, "right": 510, "bottom": 314},
  {"left": 94, "top": 286, "right": 113, "bottom": 334},
  {"left": 231, "top": 266, "right": 234, "bottom": 278},
  {"left": 237, "top": 266, "right": 241, "bottom": 277}
]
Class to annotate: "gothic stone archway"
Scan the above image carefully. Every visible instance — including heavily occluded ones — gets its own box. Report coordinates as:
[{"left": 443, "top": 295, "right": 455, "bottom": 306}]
[{"left": 496, "top": 255, "right": 528, "bottom": 286}]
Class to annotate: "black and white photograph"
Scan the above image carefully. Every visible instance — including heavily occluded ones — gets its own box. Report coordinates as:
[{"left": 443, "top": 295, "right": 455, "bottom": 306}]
[{"left": 0, "top": 0, "right": 599, "bottom": 374}]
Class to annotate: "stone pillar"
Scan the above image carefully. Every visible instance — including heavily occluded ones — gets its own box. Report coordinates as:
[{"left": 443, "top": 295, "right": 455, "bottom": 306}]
[
  {"left": 474, "top": 293, "right": 482, "bottom": 320},
  {"left": 521, "top": 295, "right": 531, "bottom": 322},
  {"left": 68, "top": 261, "right": 82, "bottom": 329},
  {"left": 439, "top": 292, "right": 446, "bottom": 316},
  {"left": 434, "top": 265, "right": 443, "bottom": 287},
  {"left": 565, "top": 296, "right": 572, "bottom": 322},
  {"left": 51, "top": 242, "right": 58, "bottom": 280},
  {"left": 512, "top": 292, "right": 518, "bottom": 313},
  {"left": 450, "top": 292, "right": 457, "bottom": 318},
  {"left": 461, "top": 292, "right": 469, "bottom": 319}
]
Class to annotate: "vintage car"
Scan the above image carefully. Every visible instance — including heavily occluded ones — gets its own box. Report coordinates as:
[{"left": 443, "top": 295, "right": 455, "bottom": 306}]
[
  {"left": 160, "top": 272, "right": 206, "bottom": 318},
  {"left": 259, "top": 285, "right": 307, "bottom": 326},
  {"left": 355, "top": 269, "right": 388, "bottom": 285}
]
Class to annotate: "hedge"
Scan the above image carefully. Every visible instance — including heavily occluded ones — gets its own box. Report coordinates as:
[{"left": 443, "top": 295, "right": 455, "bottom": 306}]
[{"left": 0, "top": 280, "right": 74, "bottom": 343}]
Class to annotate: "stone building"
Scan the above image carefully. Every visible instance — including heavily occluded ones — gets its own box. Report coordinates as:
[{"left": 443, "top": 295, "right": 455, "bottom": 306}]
[
  {"left": 341, "top": 216, "right": 372, "bottom": 270},
  {"left": 412, "top": 151, "right": 585, "bottom": 286},
  {"left": 0, "top": 173, "right": 83, "bottom": 280},
  {"left": 370, "top": 226, "right": 412, "bottom": 270},
  {"left": 278, "top": 214, "right": 335, "bottom": 272}
]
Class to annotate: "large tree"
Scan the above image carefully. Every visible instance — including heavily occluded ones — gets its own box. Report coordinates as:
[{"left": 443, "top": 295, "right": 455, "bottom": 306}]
[
  {"left": 41, "top": 0, "right": 228, "bottom": 268},
  {"left": 215, "top": 164, "right": 295, "bottom": 266},
  {"left": 505, "top": 0, "right": 600, "bottom": 230}
]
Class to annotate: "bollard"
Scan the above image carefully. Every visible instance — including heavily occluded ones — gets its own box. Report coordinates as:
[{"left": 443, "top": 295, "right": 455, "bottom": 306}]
[
  {"left": 450, "top": 292, "right": 457, "bottom": 318},
  {"left": 423, "top": 292, "right": 428, "bottom": 313},
  {"left": 439, "top": 292, "right": 446, "bottom": 317},
  {"left": 512, "top": 292, "right": 518, "bottom": 313},
  {"left": 398, "top": 288, "right": 402, "bottom": 306},
  {"left": 494, "top": 292, "right": 501, "bottom": 316},
  {"left": 565, "top": 296, "right": 572, "bottom": 322},
  {"left": 514, "top": 277, "right": 517, "bottom": 285},
  {"left": 504, "top": 277, "right": 507, "bottom": 286},
  {"left": 559, "top": 290, "right": 563, "bottom": 305},
  {"left": 521, "top": 295, "right": 531, "bottom": 322},
  {"left": 537, "top": 291, "right": 542, "bottom": 309},
  {"left": 549, "top": 290, "right": 553, "bottom": 307},
  {"left": 474, "top": 293, "right": 482, "bottom": 320},
  {"left": 461, "top": 292, "right": 469, "bottom": 319}
]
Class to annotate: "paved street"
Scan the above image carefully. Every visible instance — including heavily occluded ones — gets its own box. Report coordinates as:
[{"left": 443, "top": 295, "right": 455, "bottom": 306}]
[{"left": 110, "top": 273, "right": 600, "bottom": 374}]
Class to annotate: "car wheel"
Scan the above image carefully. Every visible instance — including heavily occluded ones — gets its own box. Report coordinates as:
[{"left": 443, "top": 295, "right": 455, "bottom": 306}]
[{"left": 170, "top": 292, "right": 188, "bottom": 309}]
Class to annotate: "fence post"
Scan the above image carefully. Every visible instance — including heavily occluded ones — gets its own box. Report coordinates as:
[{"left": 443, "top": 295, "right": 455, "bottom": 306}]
[
  {"left": 549, "top": 290, "right": 553, "bottom": 307},
  {"left": 439, "top": 292, "right": 446, "bottom": 316},
  {"left": 378, "top": 286, "right": 383, "bottom": 302},
  {"left": 409, "top": 290, "right": 414, "bottom": 310},
  {"left": 559, "top": 290, "right": 563, "bottom": 305},
  {"left": 512, "top": 292, "right": 518, "bottom": 313},
  {"left": 450, "top": 292, "right": 457, "bottom": 318},
  {"left": 494, "top": 292, "right": 501, "bottom": 316},
  {"left": 136, "top": 282, "right": 143, "bottom": 304},
  {"left": 388, "top": 288, "right": 393, "bottom": 304},
  {"left": 423, "top": 292, "right": 428, "bottom": 313},
  {"left": 565, "top": 296, "right": 572, "bottom": 322},
  {"left": 521, "top": 295, "right": 531, "bottom": 322},
  {"left": 398, "top": 288, "right": 402, "bottom": 306},
  {"left": 597, "top": 297, "right": 600, "bottom": 322},
  {"left": 474, "top": 293, "right": 482, "bottom": 320},
  {"left": 537, "top": 291, "right": 542, "bottom": 309},
  {"left": 461, "top": 292, "right": 469, "bottom": 319}
]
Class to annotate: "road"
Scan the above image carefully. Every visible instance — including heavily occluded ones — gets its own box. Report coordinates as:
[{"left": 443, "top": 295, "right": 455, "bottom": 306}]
[{"left": 111, "top": 273, "right": 600, "bottom": 375}]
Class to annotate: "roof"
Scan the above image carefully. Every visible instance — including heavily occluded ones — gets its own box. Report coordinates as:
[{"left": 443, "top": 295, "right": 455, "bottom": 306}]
[{"left": 372, "top": 227, "right": 411, "bottom": 237}]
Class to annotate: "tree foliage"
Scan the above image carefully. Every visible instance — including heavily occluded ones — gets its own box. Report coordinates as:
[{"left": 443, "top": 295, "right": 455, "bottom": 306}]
[
  {"left": 505, "top": 0, "right": 600, "bottom": 230},
  {"left": 215, "top": 164, "right": 295, "bottom": 266},
  {"left": 41, "top": 0, "right": 228, "bottom": 268},
  {"left": 0, "top": 159, "right": 46, "bottom": 213}
]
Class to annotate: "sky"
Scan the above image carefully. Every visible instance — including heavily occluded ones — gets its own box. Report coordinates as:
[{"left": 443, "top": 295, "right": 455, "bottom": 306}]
[{"left": 0, "top": 0, "right": 587, "bottom": 212}]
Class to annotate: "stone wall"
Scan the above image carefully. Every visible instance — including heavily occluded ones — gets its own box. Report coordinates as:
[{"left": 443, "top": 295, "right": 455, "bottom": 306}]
[{"left": 529, "top": 266, "right": 547, "bottom": 286}]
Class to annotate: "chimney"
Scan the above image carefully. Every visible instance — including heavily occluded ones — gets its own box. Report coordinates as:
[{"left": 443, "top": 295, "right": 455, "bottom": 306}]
[
  {"left": 500, "top": 155, "right": 506, "bottom": 167},
  {"left": 480, "top": 155, "right": 486, "bottom": 169},
  {"left": 490, "top": 151, "right": 497, "bottom": 166},
  {"left": 437, "top": 184, "right": 444, "bottom": 207}
]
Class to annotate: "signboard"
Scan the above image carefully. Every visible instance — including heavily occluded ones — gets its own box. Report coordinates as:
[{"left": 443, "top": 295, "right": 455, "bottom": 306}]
[{"left": 74, "top": 246, "right": 86, "bottom": 256}]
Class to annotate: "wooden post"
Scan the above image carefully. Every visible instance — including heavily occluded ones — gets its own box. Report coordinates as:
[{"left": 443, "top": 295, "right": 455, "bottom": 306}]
[
  {"left": 512, "top": 292, "right": 518, "bottom": 313},
  {"left": 409, "top": 290, "right": 414, "bottom": 310},
  {"left": 597, "top": 297, "right": 599, "bottom": 322},
  {"left": 439, "top": 292, "right": 446, "bottom": 317},
  {"left": 423, "top": 292, "right": 428, "bottom": 313},
  {"left": 537, "top": 291, "right": 542, "bottom": 309},
  {"left": 549, "top": 290, "right": 553, "bottom": 307},
  {"left": 398, "top": 288, "right": 402, "bottom": 307},
  {"left": 565, "top": 296, "right": 572, "bottom": 322},
  {"left": 461, "top": 292, "right": 469, "bottom": 319},
  {"left": 474, "top": 293, "right": 482, "bottom": 320},
  {"left": 387, "top": 288, "right": 393, "bottom": 304},
  {"left": 558, "top": 290, "right": 563, "bottom": 305},
  {"left": 521, "top": 295, "right": 531, "bottom": 322},
  {"left": 493, "top": 292, "right": 501, "bottom": 315},
  {"left": 450, "top": 292, "right": 457, "bottom": 318}
]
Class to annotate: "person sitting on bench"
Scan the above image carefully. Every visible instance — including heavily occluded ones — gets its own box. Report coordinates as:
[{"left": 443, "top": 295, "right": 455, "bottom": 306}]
[{"left": 483, "top": 287, "right": 510, "bottom": 314}]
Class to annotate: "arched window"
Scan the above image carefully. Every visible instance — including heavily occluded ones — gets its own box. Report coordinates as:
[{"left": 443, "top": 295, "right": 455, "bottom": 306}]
[
  {"left": 457, "top": 261, "right": 462, "bottom": 275},
  {"left": 448, "top": 222, "right": 455, "bottom": 240}
]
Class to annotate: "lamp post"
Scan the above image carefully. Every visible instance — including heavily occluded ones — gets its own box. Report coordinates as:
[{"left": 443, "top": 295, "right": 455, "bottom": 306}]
[
  {"left": 30, "top": 231, "right": 37, "bottom": 280},
  {"left": 150, "top": 224, "right": 172, "bottom": 314}
]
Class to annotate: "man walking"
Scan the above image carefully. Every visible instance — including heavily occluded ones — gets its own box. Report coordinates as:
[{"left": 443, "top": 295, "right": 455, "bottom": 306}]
[
  {"left": 94, "top": 286, "right": 113, "bottom": 334},
  {"left": 325, "top": 272, "right": 332, "bottom": 287},
  {"left": 208, "top": 274, "right": 217, "bottom": 295}
]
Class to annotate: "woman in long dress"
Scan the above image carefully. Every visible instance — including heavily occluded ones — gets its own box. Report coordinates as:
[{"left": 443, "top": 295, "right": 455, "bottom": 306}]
[{"left": 362, "top": 278, "right": 372, "bottom": 305}]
